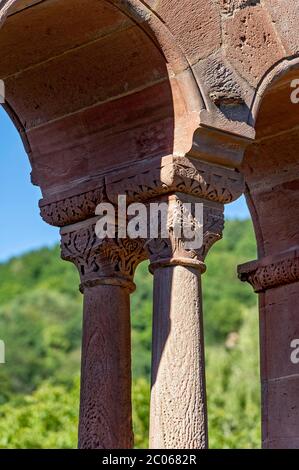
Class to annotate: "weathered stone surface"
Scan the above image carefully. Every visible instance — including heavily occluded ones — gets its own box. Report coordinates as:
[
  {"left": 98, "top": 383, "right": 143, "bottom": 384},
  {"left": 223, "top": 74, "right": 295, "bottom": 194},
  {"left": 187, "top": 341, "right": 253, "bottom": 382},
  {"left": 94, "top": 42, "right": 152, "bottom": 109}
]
[
  {"left": 193, "top": 51, "right": 255, "bottom": 122},
  {"left": 0, "top": 0, "right": 132, "bottom": 77},
  {"left": 78, "top": 284, "right": 133, "bottom": 449},
  {"left": 223, "top": 5, "right": 285, "bottom": 86},
  {"left": 264, "top": 0, "right": 299, "bottom": 55},
  {"left": 147, "top": 193, "right": 225, "bottom": 449},
  {"left": 240, "top": 66, "right": 299, "bottom": 449},
  {"left": 28, "top": 81, "right": 174, "bottom": 190},
  {"left": 157, "top": 0, "right": 222, "bottom": 64},
  {"left": 5, "top": 25, "right": 167, "bottom": 129},
  {"left": 61, "top": 222, "right": 146, "bottom": 448},
  {"left": 219, "top": 0, "right": 261, "bottom": 16},
  {"left": 150, "top": 264, "right": 207, "bottom": 449},
  {"left": 262, "top": 376, "right": 299, "bottom": 446}
]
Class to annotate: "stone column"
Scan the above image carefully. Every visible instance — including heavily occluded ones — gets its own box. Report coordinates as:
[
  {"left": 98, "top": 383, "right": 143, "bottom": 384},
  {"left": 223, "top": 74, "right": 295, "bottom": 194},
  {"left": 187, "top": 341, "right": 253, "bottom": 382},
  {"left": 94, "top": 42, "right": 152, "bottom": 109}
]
[
  {"left": 60, "top": 219, "right": 146, "bottom": 449},
  {"left": 146, "top": 194, "right": 225, "bottom": 449},
  {"left": 239, "top": 248, "right": 299, "bottom": 449},
  {"left": 104, "top": 141, "right": 245, "bottom": 448}
]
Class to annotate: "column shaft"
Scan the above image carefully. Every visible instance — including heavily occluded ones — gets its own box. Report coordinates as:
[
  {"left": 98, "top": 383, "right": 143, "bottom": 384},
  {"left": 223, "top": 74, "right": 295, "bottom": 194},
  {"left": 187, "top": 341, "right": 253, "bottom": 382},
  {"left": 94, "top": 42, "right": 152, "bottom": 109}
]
[
  {"left": 79, "top": 284, "right": 133, "bottom": 449},
  {"left": 149, "top": 264, "right": 208, "bottom": 449}
]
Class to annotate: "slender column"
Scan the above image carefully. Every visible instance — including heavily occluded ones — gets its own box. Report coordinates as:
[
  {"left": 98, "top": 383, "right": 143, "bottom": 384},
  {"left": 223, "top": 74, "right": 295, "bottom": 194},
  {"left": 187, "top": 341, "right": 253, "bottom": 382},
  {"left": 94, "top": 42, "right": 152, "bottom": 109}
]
[
  {"left": 150, "top": 262, "right": 207, "bottom": 448},
  {"left": 146, "top": 194, "right": 224, "bottom": 449},
  {"left": 60, "top": 220, "right": 146, "bottom": 449},
  {"left": 79, "top": 283, "right": 133, "bottom": 448}
]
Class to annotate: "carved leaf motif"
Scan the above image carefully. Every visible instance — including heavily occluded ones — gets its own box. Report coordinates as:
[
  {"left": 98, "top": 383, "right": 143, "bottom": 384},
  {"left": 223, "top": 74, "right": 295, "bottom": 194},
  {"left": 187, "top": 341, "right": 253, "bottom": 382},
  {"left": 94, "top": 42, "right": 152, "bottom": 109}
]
[
  {"left": 239, "top": 253, "right": 299, "bottom": 292},
  {"left": 61, "top": 223, "right": 147, "bottom": 288},
  {"left": 40, "top": 188, "right": 104, "bottom": 227}
]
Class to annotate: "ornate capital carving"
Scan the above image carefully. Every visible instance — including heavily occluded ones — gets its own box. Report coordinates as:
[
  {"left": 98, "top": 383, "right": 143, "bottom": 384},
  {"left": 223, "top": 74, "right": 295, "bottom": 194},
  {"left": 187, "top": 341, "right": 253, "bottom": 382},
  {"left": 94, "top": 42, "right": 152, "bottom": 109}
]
[
  {"left": 60, "top": 220, "right": 147, "bottom": 293},
  {"left": 238, "top": 247, "right": 299, "bottom": 293},
  {"left": 106, "top": 155, "right": 244, "bottom": 206},
  {"left": 40, "top": 186, "right": 105, "bottom": 227},
  {"left": 145, "top": 194, "right": 224, "bottom": 273}
]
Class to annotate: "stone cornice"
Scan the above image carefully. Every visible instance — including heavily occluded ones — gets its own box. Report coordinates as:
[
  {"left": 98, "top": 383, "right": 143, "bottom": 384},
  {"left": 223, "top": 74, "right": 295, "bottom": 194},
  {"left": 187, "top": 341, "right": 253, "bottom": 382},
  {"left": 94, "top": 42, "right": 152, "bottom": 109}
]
[{"left": 238, "top": 247, "right": 299, "bottom": 293}]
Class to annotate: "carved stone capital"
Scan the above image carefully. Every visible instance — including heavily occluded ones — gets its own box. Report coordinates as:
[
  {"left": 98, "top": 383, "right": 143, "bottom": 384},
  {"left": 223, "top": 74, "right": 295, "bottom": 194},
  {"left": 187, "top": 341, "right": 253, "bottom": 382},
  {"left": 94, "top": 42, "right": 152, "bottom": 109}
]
[
  {"left": 145, "top": 194, "right": 224, "bottom": 273},
  {"left": 106, "top": 155, "right": 244, "bottom": 206},
  {"left": 238, "top": 247, "right": 299, "bottom": 293},
  {"left": 60, "top": 220, "right": 147, "bottom": 293}
]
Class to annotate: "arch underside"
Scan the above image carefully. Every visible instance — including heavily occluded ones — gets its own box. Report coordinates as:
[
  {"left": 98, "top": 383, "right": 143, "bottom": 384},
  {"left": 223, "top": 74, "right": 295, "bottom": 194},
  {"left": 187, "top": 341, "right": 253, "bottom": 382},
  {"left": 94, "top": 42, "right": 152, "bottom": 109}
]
[
  {"left": 0, "top": 0, "right": 179, "bottom": 196},
  {"left": 1, "top": 0, "right": 299, "bottom": 202}
]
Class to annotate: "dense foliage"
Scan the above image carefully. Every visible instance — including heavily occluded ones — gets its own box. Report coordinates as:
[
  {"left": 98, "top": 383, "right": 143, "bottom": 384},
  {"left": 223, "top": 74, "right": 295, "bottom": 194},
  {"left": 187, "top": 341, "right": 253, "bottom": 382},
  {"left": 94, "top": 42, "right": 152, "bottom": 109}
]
[{"left": 0, "top": 219, "right": 260, "bottom": 448}]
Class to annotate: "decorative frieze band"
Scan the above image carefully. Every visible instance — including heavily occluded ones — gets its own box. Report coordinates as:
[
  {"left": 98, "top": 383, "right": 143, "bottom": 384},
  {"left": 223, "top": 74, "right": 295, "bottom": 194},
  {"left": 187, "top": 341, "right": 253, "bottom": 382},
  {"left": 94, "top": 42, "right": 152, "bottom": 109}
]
[
  {"left": 40, "top": 155, "right": 244, "bottom": 227},
  {"left": 40, "top": 187, "right": 105, "bottom": 227},
  {"left": 238, "top": 247, "right": 299, "bottom": 293}
]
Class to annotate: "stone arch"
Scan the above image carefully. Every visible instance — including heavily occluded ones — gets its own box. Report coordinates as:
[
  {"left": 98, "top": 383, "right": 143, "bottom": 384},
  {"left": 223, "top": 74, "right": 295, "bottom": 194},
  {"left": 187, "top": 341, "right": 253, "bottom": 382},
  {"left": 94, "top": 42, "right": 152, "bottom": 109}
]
[
  {"left": 249, "top": 57, "right": 299, "bottom": 129},
  {"left": 0, "top": 0, "right": 210, "bottom": 449},
  {"left": 0, "top": 0, "right": 210, "bottom": 221}
]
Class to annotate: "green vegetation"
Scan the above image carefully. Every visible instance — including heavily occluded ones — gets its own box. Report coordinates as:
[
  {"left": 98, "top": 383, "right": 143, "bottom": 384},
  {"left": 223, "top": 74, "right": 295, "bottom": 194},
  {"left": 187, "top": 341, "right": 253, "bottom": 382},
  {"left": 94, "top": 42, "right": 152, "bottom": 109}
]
[{"left": 0, "top": 219, "right": 260, "bottom": 448}]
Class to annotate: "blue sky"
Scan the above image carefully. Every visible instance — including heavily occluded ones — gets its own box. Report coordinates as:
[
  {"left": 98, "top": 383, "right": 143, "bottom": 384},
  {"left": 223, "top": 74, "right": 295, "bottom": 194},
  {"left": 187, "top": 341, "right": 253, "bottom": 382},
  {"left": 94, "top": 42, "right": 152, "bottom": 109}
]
[{"left": 0, "top": 107, "right": 250, "bottom": 262}]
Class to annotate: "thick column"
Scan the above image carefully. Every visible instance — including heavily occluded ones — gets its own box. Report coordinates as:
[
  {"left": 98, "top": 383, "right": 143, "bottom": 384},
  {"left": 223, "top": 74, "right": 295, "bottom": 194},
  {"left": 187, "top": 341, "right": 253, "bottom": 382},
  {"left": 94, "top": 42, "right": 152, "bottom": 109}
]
[
  {"left": 146, "top": 194, "right": 225, "bottom": 449},
  {"left": 60, "top": 220, "right": 146, "bottom": 449},
  {"left": 239, "top": 249, "right": 299, "bottom": 449}
]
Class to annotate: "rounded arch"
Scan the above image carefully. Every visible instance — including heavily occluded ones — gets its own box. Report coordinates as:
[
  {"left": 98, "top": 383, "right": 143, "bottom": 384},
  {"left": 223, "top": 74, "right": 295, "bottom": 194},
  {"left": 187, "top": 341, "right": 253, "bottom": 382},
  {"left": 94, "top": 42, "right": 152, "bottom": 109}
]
[
  {"left": 242, "top": 60, "right": 299, "bottom": 257},
  {"left": 0, "top": 0, "right": 206, "bottom": 200},
  {"left": 249, "top": 56, "right": 299, "bottom": 129}
]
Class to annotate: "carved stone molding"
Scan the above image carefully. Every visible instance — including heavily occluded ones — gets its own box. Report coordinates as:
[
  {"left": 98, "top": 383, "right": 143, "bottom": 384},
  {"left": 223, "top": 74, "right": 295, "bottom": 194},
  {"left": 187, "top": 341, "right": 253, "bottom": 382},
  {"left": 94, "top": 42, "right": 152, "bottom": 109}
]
[
  {"left": 40, "top": 154, "right": 243, "bottom": 228},
  {"left": 40, "top": 187, "right": 105, "bottom": 228},
  {"left": 145, "top": 194, "right": 224, "bottom": 272},
  {"left": 60, "top": 221, "right": 147, "bottom": 293},
  {"left": 106, "top": 155, "right": 244, "bottom": 205},
  {"left": 238, "top": 247, "right": 299, "bottom": 293}
]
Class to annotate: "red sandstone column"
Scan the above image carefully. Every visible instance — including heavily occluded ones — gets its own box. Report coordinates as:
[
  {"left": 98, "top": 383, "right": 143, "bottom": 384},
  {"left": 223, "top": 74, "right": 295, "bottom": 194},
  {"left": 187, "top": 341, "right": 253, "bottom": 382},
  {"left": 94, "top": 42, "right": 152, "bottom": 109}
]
[
  {"left": 79, "top": 283, "right": 133, "bottom": 448},
  {"left": 149, "top": 261, "right": 208, "bottom": 448},
  {"left": 60, "top": 221, "right": 146, "bottom": 448},
  {"left": 146, "top": 194, "right": 224, "bottom": 449}
]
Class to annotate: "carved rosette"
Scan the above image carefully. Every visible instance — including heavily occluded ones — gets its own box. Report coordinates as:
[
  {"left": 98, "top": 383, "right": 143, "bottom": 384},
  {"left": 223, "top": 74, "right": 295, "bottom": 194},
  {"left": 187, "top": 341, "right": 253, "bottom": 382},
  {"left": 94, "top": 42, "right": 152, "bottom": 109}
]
[
  {"left": 61, "top": 222, "right": 147, "bottom": 293},
  {"left": 238, "top": 248, "right": 299, "bottom": 292}
]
